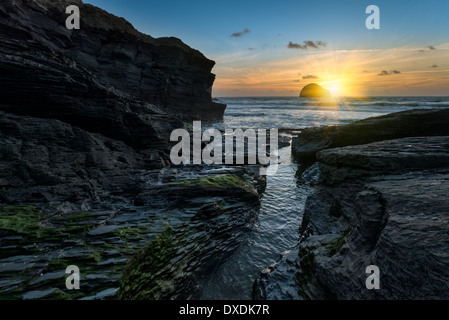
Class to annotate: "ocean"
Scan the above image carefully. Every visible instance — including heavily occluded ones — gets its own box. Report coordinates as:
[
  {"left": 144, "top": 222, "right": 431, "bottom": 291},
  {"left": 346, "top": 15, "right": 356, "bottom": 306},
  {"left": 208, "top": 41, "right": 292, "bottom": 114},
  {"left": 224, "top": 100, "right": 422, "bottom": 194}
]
[
  {"left": 199, "top": 96, "right": 449, "bottom": 299},
  {"left": 210, "top": 96, "right": 449, "bottom": 130}
]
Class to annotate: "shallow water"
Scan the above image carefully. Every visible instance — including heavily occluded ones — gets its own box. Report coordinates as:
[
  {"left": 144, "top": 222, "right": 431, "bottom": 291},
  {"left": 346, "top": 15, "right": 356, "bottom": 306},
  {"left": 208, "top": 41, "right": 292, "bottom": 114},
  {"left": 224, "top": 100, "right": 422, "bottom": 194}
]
[{"left": 200, "top": 143, "right": 311, "bottom": 299}]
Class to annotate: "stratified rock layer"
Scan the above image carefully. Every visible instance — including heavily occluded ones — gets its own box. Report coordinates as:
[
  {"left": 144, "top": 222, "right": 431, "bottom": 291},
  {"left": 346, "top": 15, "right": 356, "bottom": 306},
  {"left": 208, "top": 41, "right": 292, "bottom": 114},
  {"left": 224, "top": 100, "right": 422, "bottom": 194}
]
[
  {"left": 0, "top": 0, "right": 225, "bottom": 120},
  {"left": 0, "top": 0, "right": 260, "bottom": 301},
  {"left": 0, "top": 0, "right": 228, "bottom": 203},
  {"left": 292, "top": 108, "right": 449, "bottom": 162},
  {"left": 254, "top": 136, "right": 449, "bottom": 299}
]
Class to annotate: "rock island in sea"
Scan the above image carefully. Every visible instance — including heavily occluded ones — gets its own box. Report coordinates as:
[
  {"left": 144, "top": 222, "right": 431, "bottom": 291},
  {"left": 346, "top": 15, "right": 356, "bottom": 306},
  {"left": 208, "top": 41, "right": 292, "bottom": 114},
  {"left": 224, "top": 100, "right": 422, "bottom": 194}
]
[{"left": 300, "top": 83, "right": 331, "bottom": 98}]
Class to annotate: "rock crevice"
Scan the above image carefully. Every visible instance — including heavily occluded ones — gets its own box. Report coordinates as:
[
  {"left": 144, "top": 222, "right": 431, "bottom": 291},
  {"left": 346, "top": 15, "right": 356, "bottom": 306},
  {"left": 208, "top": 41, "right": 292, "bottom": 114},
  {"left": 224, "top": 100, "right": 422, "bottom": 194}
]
[{"left": 256, "top": 115, "right": 449, "bottom": 299}]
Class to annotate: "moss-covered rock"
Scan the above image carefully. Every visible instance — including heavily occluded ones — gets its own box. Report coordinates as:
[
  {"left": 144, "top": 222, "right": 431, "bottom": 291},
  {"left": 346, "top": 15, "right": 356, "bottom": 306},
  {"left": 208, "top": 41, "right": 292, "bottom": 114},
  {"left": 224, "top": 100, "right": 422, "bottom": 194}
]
[
  {"left": 169, "top": 173, "right": 258, "bottom": 195},
  {"left": 118, "top": 226, "right": 190, "bottom": 300}
]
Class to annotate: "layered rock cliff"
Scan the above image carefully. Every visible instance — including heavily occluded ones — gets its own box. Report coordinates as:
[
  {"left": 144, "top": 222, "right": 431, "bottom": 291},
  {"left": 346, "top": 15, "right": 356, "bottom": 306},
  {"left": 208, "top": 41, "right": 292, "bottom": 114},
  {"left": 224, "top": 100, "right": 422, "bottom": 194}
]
[
  {"left": 0, "top": 0, "right": 265, "bottom": 300},
  {"left": 0, "top": 0, "right": 225, "bottom": 121},
  {"left": 0, "top": 0, "right": 227, "bottom": 204}
]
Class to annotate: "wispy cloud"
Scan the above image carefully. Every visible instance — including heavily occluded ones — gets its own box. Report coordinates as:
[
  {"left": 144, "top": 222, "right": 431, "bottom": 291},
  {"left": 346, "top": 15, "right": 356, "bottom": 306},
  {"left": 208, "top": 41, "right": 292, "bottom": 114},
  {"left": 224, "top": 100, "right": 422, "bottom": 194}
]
[
  {"left": 287, "top": 40, "right": 326, "bottom": 50},
  {"left": 231, "top": 28, "right": 250, "bottom": 37},
  {"left": 419, "top": 45, "right": 437, "bottom": 53},
  {"left": 302, "top": 74, "right": 319, "bottom": 79},
  {"left": 378, "top": 70, "right": 401, "bottom": 76}
]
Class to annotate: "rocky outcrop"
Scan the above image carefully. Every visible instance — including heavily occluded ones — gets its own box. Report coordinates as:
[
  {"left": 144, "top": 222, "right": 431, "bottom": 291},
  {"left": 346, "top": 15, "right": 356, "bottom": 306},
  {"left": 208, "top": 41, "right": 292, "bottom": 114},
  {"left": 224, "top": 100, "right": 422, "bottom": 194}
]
[
  {"left": 0, "top": 167, "right": 265, "bottom": 300},
  {"left": 118, "top": 171, "right": 264, "bottom": 300},
  {"left": 292, "top": 108, "right": 449, "bottom": 161},
  {"left": 0, "top": 0, "right": 225, "bottom": 120},
  {"left": 254, "top": 136, "right": 449, "bottom": 299},
  {"left": 300, "top": 83, "right": 330, "bottom": 98},
  {"left": 0, "top": 0, "right": 228, "bottom": 203},
  {"left": 0, "top": 0, "right": 262, "bottom": 301}
]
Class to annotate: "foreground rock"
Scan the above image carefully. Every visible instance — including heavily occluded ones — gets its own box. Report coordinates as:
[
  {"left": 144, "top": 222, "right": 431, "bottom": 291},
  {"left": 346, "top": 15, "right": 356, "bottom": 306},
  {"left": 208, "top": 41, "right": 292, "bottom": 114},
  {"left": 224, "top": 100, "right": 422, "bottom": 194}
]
[
  {"left": 292, "top": 108, "right": 449, "bottom": 161},
  {"left": 0, "top": 167, "right": 265, "bottom": 299},
  {"left": 254, "top": 136, "right": 449, "bottom": 299},
  {"left": 0, "top": 0, "right": 260, "bottom": 301}
]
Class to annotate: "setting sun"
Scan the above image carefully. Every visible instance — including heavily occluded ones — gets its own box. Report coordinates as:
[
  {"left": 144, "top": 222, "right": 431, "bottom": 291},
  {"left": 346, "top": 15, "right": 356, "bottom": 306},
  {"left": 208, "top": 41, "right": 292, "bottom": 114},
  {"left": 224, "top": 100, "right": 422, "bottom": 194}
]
[
  {"left": 328, "top": 85, "right": 340, "bottom": 97},
  {"left": 320, "top": 80, "right": 344, "bottom": 97}
]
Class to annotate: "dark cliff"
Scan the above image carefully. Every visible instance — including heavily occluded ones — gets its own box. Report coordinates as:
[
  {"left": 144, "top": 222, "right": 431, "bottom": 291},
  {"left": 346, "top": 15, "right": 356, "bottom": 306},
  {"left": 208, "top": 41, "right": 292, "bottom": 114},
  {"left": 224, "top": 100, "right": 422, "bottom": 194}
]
[
  {"left": 0, "top": 0, "right": 225, "bottom": 204},
  {"left": 0, "top": 0, "right": 267, "bottom": 300},
  {"left": 0, "top": 0, "right": 225, "bottom": 120}
]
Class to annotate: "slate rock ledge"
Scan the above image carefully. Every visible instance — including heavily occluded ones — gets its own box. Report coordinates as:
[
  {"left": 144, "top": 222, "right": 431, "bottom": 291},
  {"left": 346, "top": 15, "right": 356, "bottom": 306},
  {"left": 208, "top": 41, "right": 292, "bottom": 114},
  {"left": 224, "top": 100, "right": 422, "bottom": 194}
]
[{"left": 254, "top": 111, "right": 449, "bottom": 299}]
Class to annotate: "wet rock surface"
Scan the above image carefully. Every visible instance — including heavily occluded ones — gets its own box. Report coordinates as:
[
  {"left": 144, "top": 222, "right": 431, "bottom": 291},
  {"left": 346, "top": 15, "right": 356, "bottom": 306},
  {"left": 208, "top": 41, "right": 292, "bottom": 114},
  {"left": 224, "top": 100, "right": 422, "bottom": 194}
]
[
  {"left": 254, "top": 136, "right": 449, "bottom": 299},
  {"left": 0, "top": 166, "right": 264, "bottom": 300},
  {"left": 292, "top": 108, "right": 449, "bottom": 162},
  {"left": 0, "top": 0, "right": 262, "bottom": 300}
]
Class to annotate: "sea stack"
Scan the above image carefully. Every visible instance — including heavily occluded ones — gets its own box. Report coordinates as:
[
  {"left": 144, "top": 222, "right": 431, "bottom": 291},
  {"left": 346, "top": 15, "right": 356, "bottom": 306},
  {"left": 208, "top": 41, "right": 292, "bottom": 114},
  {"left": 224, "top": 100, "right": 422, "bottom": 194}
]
[{"left": 300, "top": 83, "right": 330, "bottom": 98}]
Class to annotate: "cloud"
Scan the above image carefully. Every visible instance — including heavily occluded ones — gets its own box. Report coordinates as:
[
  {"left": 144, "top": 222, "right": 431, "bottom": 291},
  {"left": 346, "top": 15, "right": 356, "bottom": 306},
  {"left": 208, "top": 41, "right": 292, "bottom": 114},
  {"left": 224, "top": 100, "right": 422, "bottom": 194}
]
[
  {"left": 432, "top": 64, "right": 438, "bottom": 68},
  {"left": 231, "top": 28, "right": 250, "bottom": 37},
  {"left": 287, "top": 40, "right": 326, "bottom": 50},
  {"left": 302, "top": 74, "right": 319, "bottom": 79},
  {"left": 419, "top": 46, "right": 436, "bottom": 53},
  {"left": 248, "top": 47, "right": 256, "bottom": 51},
  {"left": 378, "top": 70, "right": 401, "bottom": 76}
]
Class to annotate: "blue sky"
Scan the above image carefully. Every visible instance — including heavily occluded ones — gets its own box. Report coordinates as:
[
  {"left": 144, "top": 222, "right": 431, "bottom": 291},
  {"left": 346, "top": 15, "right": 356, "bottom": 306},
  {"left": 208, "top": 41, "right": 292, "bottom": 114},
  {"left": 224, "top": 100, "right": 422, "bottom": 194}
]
[{"left": 83, "top": 0, "right": 449, "bottom": 96}]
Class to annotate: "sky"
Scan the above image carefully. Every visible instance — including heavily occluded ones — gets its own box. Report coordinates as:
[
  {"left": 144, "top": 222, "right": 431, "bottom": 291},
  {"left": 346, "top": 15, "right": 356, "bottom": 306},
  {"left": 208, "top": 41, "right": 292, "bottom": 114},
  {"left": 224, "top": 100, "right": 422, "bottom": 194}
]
[{"left": 83, "top": 0, "right": 449, "bottom": 97}]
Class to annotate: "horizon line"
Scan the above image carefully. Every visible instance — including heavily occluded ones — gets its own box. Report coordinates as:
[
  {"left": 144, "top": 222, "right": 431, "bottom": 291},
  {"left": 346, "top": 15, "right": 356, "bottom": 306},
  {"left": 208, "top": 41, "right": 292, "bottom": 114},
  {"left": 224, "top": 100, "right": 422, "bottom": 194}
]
[{"left": 213, "top": 95, "right": 449, "bottom": 98}]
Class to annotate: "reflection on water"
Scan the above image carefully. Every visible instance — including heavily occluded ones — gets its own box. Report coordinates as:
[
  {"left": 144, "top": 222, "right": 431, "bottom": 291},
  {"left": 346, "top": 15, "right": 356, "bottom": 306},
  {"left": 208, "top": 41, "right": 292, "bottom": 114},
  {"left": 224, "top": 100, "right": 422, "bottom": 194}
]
[{"left": 200, "top": 142, "right": 313, "bottom": 299}]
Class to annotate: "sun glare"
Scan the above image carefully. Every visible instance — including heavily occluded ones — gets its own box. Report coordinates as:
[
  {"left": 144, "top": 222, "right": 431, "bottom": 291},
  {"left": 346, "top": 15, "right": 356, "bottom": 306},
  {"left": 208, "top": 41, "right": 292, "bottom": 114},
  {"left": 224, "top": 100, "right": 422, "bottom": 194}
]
[
  {"left": 320, "top": 80, "right": 343, "bottom": 97},
  {"left": 328, "top": 85, "right": 340, "bottom": 97}
]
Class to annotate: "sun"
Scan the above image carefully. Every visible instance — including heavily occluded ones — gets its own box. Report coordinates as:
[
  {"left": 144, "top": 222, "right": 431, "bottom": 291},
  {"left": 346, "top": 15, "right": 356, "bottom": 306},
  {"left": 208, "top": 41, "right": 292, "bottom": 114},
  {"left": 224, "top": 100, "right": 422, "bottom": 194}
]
[
  {"left": 319, "top": 80, "right": 343, "bottom": 97},
  {"left": 328, "top": 85, "right": 340, "bottom": 97}
]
